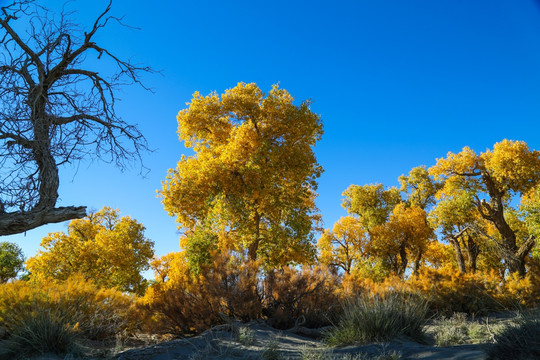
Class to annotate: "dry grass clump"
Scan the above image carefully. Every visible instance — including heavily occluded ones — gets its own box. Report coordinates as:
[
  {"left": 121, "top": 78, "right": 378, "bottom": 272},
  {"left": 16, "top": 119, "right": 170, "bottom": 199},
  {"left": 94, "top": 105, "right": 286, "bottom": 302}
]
[
  {"left": 326, "top": 291, "right": 429, "bottom": 346},
  {"left": 431, "top": 312, "right": 492, "bottom": 346},
  {"left": 487, "top": 311, "right": 540, "bottom": 360},
  {"left": 1, "top": 307, "right": 82, "bottom": 358}
]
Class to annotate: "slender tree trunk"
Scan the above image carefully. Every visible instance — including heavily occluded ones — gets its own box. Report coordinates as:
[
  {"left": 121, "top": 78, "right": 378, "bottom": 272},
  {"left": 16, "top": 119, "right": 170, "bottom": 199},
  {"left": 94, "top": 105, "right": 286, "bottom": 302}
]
[
  {"left": 398, "top": 242, "right": 408, "bottom": 276},
  {"left": 413, "top": 249, "right": 423, "bottom": 276},
  {"left": 465, "top": 235, "right": 479, "bottom": 274},
  {"left": 450, "top": 237, "right": 466, "bottom": 274},
  {"left": 248, "top": 212, "right": 261, "bottom": 261}
]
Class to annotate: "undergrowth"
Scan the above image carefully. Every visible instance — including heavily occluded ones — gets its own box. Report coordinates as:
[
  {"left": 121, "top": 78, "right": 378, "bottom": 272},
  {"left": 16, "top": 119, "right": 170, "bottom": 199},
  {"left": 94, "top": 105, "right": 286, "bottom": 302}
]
[{"left": 326, "top": 291, "right": 429, "bottom": 346}]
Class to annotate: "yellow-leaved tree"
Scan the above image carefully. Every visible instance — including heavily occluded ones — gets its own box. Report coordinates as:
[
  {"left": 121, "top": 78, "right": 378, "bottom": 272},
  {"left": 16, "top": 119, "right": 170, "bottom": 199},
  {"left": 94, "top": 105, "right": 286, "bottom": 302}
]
[
  {"left": 317, "top": 216, "right": 367, "bottom": 275},
  {"left": 430, "top": 140, "right": 540, "bottom": 276},
  {"left": 26, "top": 207, "right": 154, "bottom": 294},
  {"left": 160, "top": 83, "right": 323, "bottom": 268}
]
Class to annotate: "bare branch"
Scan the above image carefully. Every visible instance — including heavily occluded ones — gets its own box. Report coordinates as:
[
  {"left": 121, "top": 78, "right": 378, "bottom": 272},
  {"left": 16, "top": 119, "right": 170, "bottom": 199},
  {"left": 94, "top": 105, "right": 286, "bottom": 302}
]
[{"left": 0, "top": 0, "right": 152, "bottom": 235}]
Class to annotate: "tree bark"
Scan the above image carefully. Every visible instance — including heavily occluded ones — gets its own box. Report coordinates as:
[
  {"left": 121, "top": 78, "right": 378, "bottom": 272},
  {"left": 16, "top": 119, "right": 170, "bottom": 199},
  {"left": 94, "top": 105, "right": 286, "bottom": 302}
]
[
  {"left": 0, "top": 206, "right": 86, "bottom": 235},
  {"left": 465, "top": 235, "right": 479, "bottom": 274},
  {"left": 480, "top": 172, "right": 527, "bottom": 276},
  {"left": 450, "top": 237, "right": 467, "bottom": 274},
  {"left": 248, "top": 212, "right": 261, "bottom": 261}
]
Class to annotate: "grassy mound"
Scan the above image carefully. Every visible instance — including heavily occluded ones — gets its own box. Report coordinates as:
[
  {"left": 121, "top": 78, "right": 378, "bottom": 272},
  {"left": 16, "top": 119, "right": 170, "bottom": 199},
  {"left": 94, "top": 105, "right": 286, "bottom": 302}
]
[{"left": 326, "top": 291, "right": 429, "bottom": 346}]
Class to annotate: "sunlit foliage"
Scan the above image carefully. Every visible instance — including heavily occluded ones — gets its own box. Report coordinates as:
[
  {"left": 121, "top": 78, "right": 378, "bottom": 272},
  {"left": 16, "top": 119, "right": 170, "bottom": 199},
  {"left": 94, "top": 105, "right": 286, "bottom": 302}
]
[
  {"left": 0, "top": 275, "right": 133, "bottom": 340},
  {"left": 430, "top": 139, "right": 540, "bottom": 276},
  {"left": 26, "top": 207, "right": 154, "bottom": 294},
  {"left": 0, "top": 241, "right": 24, "bottom": 282},
  {"left": 317, "top": 216, "right": 367, "bottom": 274},
  {"left": 160, "top": 82, "right": 323, "bottom": 268}
]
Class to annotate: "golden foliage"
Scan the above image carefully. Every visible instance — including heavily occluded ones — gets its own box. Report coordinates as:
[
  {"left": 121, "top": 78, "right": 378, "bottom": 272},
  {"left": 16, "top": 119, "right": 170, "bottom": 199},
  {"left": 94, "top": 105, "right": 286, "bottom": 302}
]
[
  {"left": 26, "top": 207, "right": 154, "bottom": 295},
  {"left": 399, "top": 166, "right": 440, "bottom": 209},
  {"left": 0, "top": 275, "right": 133, "bottom": 340},
  {"left": 341, "top": 184, "right": 401, "bottom": 232},
  {"left": 317, "top": 216, "right": 367, "bottom": 274},
  {"left": 160, "top": 82, "right": 323, "bottom": 267},
  {"left": 371, "top": 203, "right": 433, "bottom": 276},
  {"left": 482, "top": 139, "right": 540, "bottom": 194}
]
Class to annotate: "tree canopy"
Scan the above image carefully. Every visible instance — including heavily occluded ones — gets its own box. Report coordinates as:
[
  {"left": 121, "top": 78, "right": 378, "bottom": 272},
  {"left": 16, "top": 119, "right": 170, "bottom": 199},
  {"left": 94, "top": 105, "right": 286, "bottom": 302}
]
[
  {"left": 320, "top": 142, "right": 540, "bottom": 278},
  {"left": 26, "top": 207, "right": 154, "bottom": 294},
  {"left": 430, "top": 139, "right": 540, "bottom": 276},
  {"left": 0, "top": 241, "right": 24, "bottom": 282},
  {"left": 160, "top": 82, "right": 323, "bottom": 268}
]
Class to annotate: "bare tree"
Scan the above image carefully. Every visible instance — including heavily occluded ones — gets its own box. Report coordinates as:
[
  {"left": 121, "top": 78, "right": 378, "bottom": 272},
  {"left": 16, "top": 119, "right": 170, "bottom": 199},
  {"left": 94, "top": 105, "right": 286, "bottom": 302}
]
[{"left": 0, "top": 0, "right": 151, "bottom": 235}]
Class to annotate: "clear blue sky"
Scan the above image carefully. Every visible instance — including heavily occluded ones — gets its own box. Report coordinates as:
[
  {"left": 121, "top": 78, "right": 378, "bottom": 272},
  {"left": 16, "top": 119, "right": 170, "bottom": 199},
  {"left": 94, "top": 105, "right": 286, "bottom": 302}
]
[{"left": 6, "top": 0, "right": 540, "bottom": 268}]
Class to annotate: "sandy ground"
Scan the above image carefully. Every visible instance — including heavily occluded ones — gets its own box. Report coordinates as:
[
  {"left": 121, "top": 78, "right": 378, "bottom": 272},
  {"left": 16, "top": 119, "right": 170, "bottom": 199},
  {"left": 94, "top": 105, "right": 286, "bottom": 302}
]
[{"left": 114, "top": 321, "right": 489, "bottom": 360}]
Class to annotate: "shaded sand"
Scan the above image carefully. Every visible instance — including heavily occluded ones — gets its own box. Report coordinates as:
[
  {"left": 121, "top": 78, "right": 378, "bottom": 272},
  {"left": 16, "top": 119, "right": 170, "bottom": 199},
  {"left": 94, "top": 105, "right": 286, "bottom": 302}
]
[{"left": 115, "top": 321, "right": 489, "bottom": 360}]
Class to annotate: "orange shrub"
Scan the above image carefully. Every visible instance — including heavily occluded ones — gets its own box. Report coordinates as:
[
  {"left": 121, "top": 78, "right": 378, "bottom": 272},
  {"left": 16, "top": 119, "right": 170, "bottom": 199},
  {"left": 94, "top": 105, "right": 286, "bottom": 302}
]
[
  {"left": 140, "top": 252, "right": 261, "bottom": 335},
  {"left": 501, "top": 273, "right": 540, "bottom": 308},
  {"left": 262, "top": 266, "right": 340, "bottom": 329},
  {"left": 0, "top": 274, "right": 133, "bottom": 340},
  {"left": 405, "top": 268, "right": 503, "bottom": 315}
]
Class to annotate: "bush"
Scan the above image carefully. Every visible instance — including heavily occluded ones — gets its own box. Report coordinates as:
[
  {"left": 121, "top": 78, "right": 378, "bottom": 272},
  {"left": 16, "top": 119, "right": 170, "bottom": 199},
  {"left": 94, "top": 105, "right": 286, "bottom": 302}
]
[
  {"left": 0, "top": 275, "right": 133, "bottom": 344},
  {"left": 262, "top": 266, "right": 340, "bottom": 329},
  {"left": 433, "top": 313, "right": 469, "bottom": 346},
  {"left": 487, "top": 311, "right": 540, "bottom": 360},
  {"left": 406, "top": 269, "right": 503, "bottom": 315},
  {"left": 140, "top": 252, "right": 261, "bottom": 335},
  {"left": 1, "top": 307, "right": 81, "bottom": 358},
  {"left": 326, "top": 291, "right": 429, "bottom": 346}
]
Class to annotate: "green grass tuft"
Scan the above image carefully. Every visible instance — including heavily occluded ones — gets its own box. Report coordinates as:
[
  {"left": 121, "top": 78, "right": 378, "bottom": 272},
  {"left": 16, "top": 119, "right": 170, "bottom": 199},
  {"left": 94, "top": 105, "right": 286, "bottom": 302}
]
[
  {"left": 1, "top": 308, "right": 81, "bottom": 358},
  {"left": 326, "top": 292, "right": 429, "bottom": 346}
]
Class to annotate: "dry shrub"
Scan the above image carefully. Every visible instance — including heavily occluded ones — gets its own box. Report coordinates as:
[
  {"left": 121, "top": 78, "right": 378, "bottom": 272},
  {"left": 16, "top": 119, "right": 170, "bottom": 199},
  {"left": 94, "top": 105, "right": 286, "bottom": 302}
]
[
  {"left": 262, "top": 266, "right": 340, "bottom": 329},
  {"left": 0, "top": 275, "right": 133, "bottom": 340},
  {"left": 141, "top": 253, "right": 342, "bottom": 334},
  {"left": 405, "top": 268, "right": 502, "bottom": 315},
  {"left": 404, "top": 268, "right": 540, "bottom": 314},
  {"left": 0, "top": 275, "right": 132, "bottom": 358},
  {"left": 140, "top": 252, "right": 261, "bottom": 335},
  {"left": 501, "top": 273, "right": 540, "bottom": 308}
]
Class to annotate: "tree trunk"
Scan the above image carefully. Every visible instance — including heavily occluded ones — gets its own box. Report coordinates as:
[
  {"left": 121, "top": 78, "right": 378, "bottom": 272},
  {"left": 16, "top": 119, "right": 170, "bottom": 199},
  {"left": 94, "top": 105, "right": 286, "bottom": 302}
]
[
  {"left": 398, "top": 242, "right": 408, "bottom": 276},
  {"left": 481, "top": 172, "right": 528, "bottom": 276},
  {"left": 248, "top": 212, "right": 261, "bottom": 261},
  {"left": 450, "top": 237, "right": 466, "bottom": 274},
  {"left": 465, "top": 235, "right": 479, "bottom": 274}
]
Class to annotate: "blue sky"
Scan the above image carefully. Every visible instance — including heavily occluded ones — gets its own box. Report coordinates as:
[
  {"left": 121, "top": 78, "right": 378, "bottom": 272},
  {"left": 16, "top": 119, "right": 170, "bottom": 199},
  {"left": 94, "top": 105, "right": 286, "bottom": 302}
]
[{"left": 6, "top": 0, "right": 540, "bottom": 269}]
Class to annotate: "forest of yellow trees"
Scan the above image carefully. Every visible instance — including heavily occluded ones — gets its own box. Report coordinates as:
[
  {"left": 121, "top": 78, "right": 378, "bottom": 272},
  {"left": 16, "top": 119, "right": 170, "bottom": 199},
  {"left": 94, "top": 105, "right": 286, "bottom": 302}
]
[{"left": 1, "top": 83, "right": 540, "bottom": 359}]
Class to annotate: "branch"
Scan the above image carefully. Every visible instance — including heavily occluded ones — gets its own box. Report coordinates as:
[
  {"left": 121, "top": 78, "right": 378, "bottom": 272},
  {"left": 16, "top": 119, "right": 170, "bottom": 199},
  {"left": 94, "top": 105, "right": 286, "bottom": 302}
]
[
  {"left": 0, "top": 13, "right": 44, "bottom": 78},
  {"left": 517, "top": 235, "right": 537, "bottom": 260},
  {"left": 0, "top": 206, "right": 86, "bottom": 235},
  {"left": 0, "top": 131, "right": 33, "bottom": 148}
]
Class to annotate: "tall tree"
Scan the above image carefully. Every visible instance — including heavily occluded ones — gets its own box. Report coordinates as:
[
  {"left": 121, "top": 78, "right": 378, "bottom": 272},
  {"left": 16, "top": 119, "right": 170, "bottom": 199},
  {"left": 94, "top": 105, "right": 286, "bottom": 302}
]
[
  {"left": 371, "top": 203, "right": 433, "bottom": 276},
  {"left": 0, "top": 241, "right": 24, "bottom": 282},
  {"left": 398, "top": 166, "right": 440, "bottom": 210},
  {"left": 342, "top": 183, "right": 401, "bottom": 234},
  {"left": 160, "top": 83, "right": 323, "bottom": 267},
  {"left": 26, "top": 207, "right": 154, "bottom": 294},
  {"left": 429, "top": 190, "right": 488, "bottom": 273},
  {"left": 0, "top": 0, "right": 151, "bottom": 235},
  {"left": 317, "top": 216, "right": 367, "bottom": 275},
  {"left": 430, "top": 140, "right": 540, "bottom": 276}
]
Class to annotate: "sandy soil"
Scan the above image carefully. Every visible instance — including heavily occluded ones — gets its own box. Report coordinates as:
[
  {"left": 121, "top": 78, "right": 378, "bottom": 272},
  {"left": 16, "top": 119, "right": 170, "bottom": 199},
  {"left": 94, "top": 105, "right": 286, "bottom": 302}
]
[{"left": 114, "top": 321, "right": 490, "bottom": 360}]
